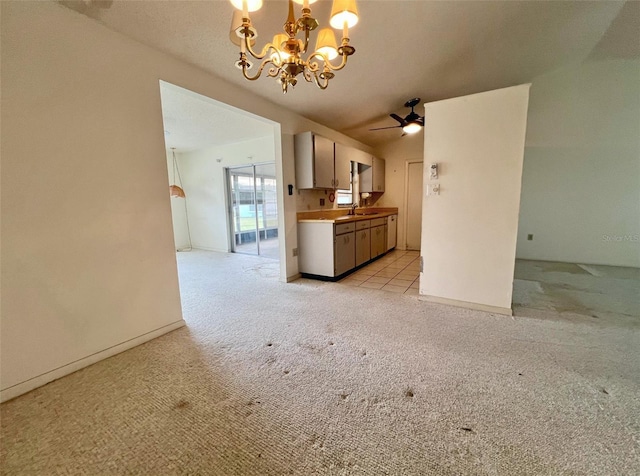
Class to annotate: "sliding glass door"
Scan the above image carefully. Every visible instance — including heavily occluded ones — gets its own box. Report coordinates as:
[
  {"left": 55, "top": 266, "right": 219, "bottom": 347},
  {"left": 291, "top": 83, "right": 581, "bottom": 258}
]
[{"left": 227, "top": 163, "right": 279, "bottom": 259}]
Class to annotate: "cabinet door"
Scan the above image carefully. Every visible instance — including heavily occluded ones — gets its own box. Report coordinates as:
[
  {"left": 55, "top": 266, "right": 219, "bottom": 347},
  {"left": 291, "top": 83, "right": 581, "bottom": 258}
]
[
  {"left": 355, "top": 229, "right": 370, "bottom": 267},
  {"left": 387, "top": 215, "right": 397, "bottom": 251},
  {"left": 335, "top": 231, "right": 355, "bottom": 276},
  {"left": 313, "top": 135, "right": 334, "bottom": 189},
  {"left": 373, "top": 157, "right": 385, "bottom": 192},
  {"left": 358, "top": 163, "right": 373, "bottom": 193},
  {"left": 333, "top": 143, "right": 352, "bottom": 190},
  {"left": 371, "top": 225, "right": 385, "bottom": 258},
  {"left": 358, "top": 157, "right": 385, "bottom": 193}
]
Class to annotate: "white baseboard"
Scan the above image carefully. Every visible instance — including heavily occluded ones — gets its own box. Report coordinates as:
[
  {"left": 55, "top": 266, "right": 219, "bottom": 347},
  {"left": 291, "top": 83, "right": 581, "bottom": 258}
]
[
  {"left": 0, "top": 320, "right": 186, "bottom": 403},
  {"left": 285, "top": 273, "right": 301, "bottom": 283},
  {"left": 419, "top": 295, "right": 513, "bottom": 316}
]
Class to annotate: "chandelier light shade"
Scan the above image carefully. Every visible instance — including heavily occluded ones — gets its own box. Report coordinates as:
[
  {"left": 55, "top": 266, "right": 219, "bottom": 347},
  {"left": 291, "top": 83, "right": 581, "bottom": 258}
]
[
  {"left": 315, "top": 28, "right": 339, "bottom": 61},
  {"left": 229, "top": 0, "right": 263, "bottom": 13},
  {"left": 229, "top": 0, "right": 359, "bottom": 93},
  {"left": 229, "top": 10, "right": 256, "bottom": 47},
  {"left": 329, "top": 0, "right": 359, "bottom": 30}
]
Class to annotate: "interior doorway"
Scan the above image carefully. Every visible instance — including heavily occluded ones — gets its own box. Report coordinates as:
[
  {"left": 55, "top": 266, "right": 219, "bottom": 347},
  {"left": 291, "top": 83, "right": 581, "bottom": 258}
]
[
  {"left": 159, "top": 81, "right": 287, "bottom": 295},
  {"left": 405, "top": 161, "right": 424, "bottom": 250},
  {"left": 227, "top": 162, "right": 279, "bottom": 259}
]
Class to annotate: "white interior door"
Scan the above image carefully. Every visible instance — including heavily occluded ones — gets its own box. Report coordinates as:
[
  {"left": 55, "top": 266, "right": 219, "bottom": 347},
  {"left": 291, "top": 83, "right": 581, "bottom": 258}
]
[{"left": 405, "top": 161, "right": 423, "bottom": 250}]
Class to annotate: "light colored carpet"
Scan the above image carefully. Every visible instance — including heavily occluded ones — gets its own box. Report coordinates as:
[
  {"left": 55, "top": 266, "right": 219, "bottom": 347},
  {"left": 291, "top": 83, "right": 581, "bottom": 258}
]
[{"left": 2, "top": 251, "right": 639, "bottom": 475}]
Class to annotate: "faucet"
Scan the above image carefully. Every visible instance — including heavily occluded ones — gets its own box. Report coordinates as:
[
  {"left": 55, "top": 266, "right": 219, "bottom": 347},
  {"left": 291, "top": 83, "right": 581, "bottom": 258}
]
[{"left": 349, "top": 203, "right": 358, "bottom": 215}]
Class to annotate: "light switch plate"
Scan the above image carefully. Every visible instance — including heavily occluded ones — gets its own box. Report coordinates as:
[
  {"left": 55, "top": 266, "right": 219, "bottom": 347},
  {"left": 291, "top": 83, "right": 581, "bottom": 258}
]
[{"left": 427, "top": 183, "right": 440, "bottom": 196}]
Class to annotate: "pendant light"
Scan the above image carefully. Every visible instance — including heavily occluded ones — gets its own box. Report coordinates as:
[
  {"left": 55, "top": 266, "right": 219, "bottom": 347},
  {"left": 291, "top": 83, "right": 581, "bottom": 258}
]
[{"left": 169, "top": 148, "right": 186, "bottom": 198}]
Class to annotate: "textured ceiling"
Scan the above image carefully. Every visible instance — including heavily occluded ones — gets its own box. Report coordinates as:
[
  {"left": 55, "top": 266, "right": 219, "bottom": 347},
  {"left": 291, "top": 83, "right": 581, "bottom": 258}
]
[
  {"left": 159, "top": 81, "right": 274, "bottom": 151},
  {"left": 59, "top": 0, "right": 637, "bottom": 147}
]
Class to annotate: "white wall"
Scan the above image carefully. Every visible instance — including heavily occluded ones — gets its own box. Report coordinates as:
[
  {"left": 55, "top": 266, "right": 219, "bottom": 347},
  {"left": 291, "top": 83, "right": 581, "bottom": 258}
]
[
  {"left": 420, "top": 85, "right": 531, "bottom": 314},
  {"left": 0, "top": 1, "right": 370, "bottom": 400},
  {"left": 374, "top": 134, "right": 424, "bottom": 250},
  {"left": 517, "top": 59, "right": 640, "bottom": 267},
  {"left": 178, "top": 136, "right": 277, "bottom": 252}
]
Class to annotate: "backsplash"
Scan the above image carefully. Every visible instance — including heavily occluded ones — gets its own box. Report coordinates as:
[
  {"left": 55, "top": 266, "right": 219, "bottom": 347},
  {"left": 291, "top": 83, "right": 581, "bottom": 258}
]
[
  {"left": 296, "top": 189, "right": 341, "bottom": 211},
  {"left": 295, "top": 188, "right": 385, "bottom": 212}
]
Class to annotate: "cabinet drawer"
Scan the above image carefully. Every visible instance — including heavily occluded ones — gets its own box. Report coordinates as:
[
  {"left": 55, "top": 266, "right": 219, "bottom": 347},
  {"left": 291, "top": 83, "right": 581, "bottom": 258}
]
[
  {"left": 355, "top": 220, "right": 371, "bottom": 230},
  {"left": 335, "top": 222, "right": 356, "bottom": 235},
  {"left": 370, "top": 217, "right": 386, "bottom": 227}
]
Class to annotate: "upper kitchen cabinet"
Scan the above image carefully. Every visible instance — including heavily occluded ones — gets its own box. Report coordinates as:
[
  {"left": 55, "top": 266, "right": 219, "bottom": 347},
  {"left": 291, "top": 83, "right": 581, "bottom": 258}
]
[
  {"left": 359, "top": 157, "right": 386, "bottom": 193},
  {"left": 295, "top": 132, "right": 335, "bottom": 189},
  {"left": 333, "top": 143, "right": 352, "bottom": 191}
]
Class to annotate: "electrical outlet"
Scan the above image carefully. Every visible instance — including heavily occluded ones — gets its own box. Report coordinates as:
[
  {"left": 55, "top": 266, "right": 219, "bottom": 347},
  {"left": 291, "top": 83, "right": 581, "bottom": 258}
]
[
  {"left": 293, "top": 247, "right": 298, "bottom": 257},
  {"left": 320, "top": 198, "right": 325, "bottom": 206}
]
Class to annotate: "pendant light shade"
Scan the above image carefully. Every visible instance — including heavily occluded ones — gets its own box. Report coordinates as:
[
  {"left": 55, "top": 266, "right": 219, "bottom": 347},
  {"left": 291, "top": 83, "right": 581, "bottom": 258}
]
[
  {"left": 169, "top": 148, "right": 186, "bottom": 198},
  {"left": 330, "top": 0, "right": 359, "bottom": 29},
  {"left": 170, "top": 185, "right": 186, "bottom": 198}
]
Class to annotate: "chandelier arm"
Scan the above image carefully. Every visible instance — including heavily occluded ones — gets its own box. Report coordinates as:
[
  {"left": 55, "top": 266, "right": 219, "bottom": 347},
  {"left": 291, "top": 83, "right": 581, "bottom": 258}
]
[
  {"left": 305, "top": 58, "right": 321, "bottom": 73},
  {"left": 241, "top": 58, "right": 281, "bottom": 81},
  {"left": 243, "top": 36, "right": 281, "bottom": 61},
  {"left": 308, "top": 51, "right": 349, "bottom": 72},
  {"left": 301, "top": 25, "right": 310, "bottom": 55},
  {"left": 311, "top": 70, "right": 330, "bottom": 90}
]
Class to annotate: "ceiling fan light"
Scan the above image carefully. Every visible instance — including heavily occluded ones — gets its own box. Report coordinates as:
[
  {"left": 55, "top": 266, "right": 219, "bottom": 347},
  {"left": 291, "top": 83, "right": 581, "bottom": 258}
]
[
  {"left": 402, "top": 122, "right": 422, "bottom": 134},
  {"left": 315, "top": 28, "right": 338, "bottom": 60},
  {"left": 330, "top": 0, "right": 359, "bottom": 29},
  {"left": 229, "top": 0, "right": 263, "bottom": 13},
  {"left": 292, "top": 0, "right": 318, "bottom": 4}
]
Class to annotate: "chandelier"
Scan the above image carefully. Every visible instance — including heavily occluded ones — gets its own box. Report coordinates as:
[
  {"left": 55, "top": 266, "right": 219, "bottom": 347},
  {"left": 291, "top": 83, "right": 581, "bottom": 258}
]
[{"left": 229, "top": 0, "right": 359, "bottom": 93}]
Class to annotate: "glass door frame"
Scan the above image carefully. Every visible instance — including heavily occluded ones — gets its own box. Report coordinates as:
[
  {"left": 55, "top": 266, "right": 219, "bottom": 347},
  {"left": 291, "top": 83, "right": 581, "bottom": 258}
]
[{"left": 225, "top": 162, "right": 276, "bottom": 256}]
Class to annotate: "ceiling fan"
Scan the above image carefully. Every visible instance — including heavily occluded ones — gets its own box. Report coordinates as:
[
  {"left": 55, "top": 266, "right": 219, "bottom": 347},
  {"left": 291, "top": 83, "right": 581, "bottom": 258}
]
[{"left": 370, "top": 98, "right": 424, "bottom": 135}]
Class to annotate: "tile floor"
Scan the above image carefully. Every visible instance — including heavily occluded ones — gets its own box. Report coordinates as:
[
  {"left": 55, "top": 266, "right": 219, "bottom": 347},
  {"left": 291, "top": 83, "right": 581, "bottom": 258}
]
[{"left": 339, "top": 250, "right": 421, "bottom": 295}]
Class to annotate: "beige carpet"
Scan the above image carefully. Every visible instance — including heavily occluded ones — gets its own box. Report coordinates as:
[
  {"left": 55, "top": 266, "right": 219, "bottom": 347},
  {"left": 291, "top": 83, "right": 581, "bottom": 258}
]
[{"left": 2, "top": 251, "right": 639, "bottom": 475}]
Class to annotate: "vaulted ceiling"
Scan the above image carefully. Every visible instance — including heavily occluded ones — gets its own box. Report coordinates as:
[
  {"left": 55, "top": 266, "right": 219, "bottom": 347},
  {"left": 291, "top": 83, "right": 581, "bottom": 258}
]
[{"left": 59, "top": 0, "right": 638, "bottom": 147}]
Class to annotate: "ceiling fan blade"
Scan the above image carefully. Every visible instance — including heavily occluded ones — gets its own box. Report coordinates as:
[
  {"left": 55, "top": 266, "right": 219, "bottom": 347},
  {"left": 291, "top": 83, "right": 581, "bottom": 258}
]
[
  {"left": 369, "top": 125, "right": 403, "bottom": 131},
  {"left": 389, "top": 113, "right": 406, "bottom": 125}
]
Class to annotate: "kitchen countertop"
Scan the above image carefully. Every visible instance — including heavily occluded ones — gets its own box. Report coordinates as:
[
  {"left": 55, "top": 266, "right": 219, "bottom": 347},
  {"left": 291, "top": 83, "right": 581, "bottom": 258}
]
[{"left": 297, "top": 208, "right": 398, "bottom": 224}]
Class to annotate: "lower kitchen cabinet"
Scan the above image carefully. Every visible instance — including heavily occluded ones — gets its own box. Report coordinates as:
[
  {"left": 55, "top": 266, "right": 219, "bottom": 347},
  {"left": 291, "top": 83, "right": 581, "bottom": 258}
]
[
  {"left": 370, "top": 218, "right": 386, "bottom": 259},
  {"left": 355, "top": 220, "right": 371, "bottom": 267},
  {"left": 335, "top": 226, "right": 356, "bottom": 276},
  {"left": 298, "top": 221, "right": 355, "bottom": 278},
  {"left": 298, "top": 214, "right": 397, "bottom": 281}
]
